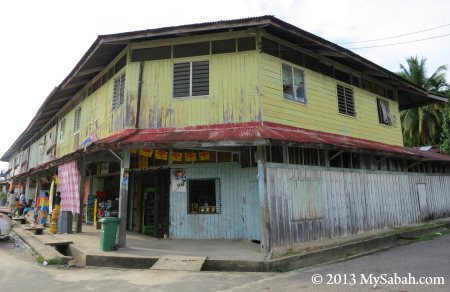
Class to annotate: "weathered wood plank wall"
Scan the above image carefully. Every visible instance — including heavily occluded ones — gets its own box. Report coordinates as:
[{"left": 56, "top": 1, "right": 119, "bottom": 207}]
[
  {"left": 170, "top": 164, "right": 260, "bottom": 240},
  {"left": 266, "top": 163, "right": 450, "bottom": 248},
  {"left": 260, "top": 51, "right": 403, "bottom": 146}
]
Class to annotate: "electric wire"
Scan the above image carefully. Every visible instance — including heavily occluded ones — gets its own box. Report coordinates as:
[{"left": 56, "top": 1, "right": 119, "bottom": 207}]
[
  {"left": 337, "top": 23, "right": 450, "bottom": 44},
  {"left": 348, "top": 33, "right": 450, "bottom": 49}
]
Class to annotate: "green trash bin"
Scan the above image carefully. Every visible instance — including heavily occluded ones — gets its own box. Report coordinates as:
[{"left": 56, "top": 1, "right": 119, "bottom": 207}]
[{"left": 99, "top": 217, "right": 120, "bottom": 251}]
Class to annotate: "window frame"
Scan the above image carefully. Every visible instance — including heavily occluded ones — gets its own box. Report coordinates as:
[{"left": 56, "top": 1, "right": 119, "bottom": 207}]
[
  {"left": 73, "top": 107, "right": 81, "bottom": 134},
  {"left": 377, "top": 98, "right": 392, "bottom": 126},
  {"left": 336, "top": 83, "right": 356, "bottom": 116},
  {"left": 282, "top": 62, "right": 307, "bottom": 104},
  {"left": 59, "top": 118, "right": 66, "bottom": 142},
  {"left": 173, "top": 60, "right": 210, "bottom": 98},
  {"left": 112, "top": 72, "right": 126, "bottom": 110},
  {"left": 187, "top": 178, "right": 221, "bottom": 214}
]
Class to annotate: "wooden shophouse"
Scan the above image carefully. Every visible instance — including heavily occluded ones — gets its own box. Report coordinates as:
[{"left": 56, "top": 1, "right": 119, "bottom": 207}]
[{"left": 2, "top": 16, "right": 450, "bottom": 252}]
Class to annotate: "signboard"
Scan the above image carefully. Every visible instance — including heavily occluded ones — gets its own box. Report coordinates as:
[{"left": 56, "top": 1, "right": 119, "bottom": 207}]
[
  {"left": 140, "top": 148, "right": 153, "bottom": 158},
  {"left": 155, "top": 150, "right": 168, "bottom": 160},
  {"left": 171, "top": 152, "right": 183, "bottom": 162},
  {"left": 171, "top": 169, "right": 186, "bottom": 192},
  {"left": 199, "top": 151, "right": 210, "bottom": 161},
  {"left": 185, "top": 152, "right": 197, "bottom": 162}
]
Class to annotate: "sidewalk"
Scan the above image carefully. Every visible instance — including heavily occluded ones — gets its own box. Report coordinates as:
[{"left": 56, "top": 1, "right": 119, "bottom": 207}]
[{"left": 10, "top": 213, "right": 450, "bottom": 272}]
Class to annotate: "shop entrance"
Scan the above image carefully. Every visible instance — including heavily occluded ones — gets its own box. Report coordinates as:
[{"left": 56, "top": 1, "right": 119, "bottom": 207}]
[{"left": 130, "top": 169, "right": 170, "bottom": 238}]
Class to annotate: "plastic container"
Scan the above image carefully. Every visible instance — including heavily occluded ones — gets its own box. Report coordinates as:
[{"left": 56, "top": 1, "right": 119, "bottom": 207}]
[{"left": 99, "top": 217, "right": 120, "bottom": 251}]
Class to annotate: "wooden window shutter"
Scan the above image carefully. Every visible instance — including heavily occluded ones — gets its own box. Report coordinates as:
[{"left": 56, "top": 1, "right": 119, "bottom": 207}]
[
  {"left": 112, "top": 72, "right": 125, "bottom": 109},
  {"left": 59, "top": 119, "right": 66, "bottom": 141},
  {"left": 73, "top": 107, "right": 81, "bottom": 133},
  {"left": 173, "top": 62, "right": 190, "bottom": 97},
  {"left": 192, "top": 61, "right": 209, "bottom": 96},
  {"left": 337, "top": 84, "right": 355, "bottom": 116}
]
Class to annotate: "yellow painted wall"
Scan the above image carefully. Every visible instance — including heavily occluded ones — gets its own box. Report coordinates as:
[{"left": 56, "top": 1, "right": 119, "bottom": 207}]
[
  {"left": 260, "top": 53, "right": 404, "bottom": 146},
  {"left": 130, "top": 51, "right": 261, "bottom": 128},
  {"left": 56, "top": 53, "right": 128, "bottom": 157}
]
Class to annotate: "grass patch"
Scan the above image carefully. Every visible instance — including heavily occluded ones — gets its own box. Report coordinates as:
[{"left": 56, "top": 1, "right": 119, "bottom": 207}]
[
  {"left": 36, "top": 255, "right": 45, "bottom": 264},
  {"left": 411, "top": 228, "right": 450, "bottom": 243},
  {"left": 276, "top": 267, "right": 292, "bottom": 273},
  {"left": 47, "top": 258, "right": 62, "bottom": 265},
  {"left": 35, "top": 255, "right": 62, "bottom": 265}
]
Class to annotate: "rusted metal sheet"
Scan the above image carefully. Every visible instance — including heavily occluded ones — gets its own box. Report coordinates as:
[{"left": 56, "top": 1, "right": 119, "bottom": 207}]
[{"left": 92, "top": 121, "right": 450, "bottom": 161}]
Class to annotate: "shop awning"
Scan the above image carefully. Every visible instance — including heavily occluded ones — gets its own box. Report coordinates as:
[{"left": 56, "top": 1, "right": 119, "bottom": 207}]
[{"left": 91, "top": 122, "right": 450, "bottom": 162}]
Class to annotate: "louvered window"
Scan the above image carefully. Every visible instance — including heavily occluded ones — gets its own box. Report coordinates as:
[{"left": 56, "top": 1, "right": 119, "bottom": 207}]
[
  {"left": 173, "top": 61, "right": 209, "bottom": 98},
  {"left": 73, "top": 107, "right": 81, "bottom": 134},
  {"left": 59, "top": 118, "right": 66, "bottom": 142},
  {"left": 112, "top": 72, "right": 126, "bottom": 110},
  {"left": 337, "top": 84, "right": 355, "bottom": 116},
  {"left": 282, "top": 63, "right": 306, "bottom": 103}
]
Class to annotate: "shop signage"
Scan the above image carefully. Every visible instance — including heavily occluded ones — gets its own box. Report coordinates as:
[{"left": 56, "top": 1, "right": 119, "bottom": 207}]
[
  {"left": 198, "top": 151, "right": 210, "bottom": 161},
  {"left": 140, "top": 148, "right": 153, "bottom": 158},
  {"left": 171, "top": 169, "right": 186, "bottom": 192},
  {"left": 171, "top": 152, "right": 183, "bottom": 161},
  {"left": 155, "top": 150, "right": 168, "bottom": 160},
  {"left": 185, "top": 152, "right": 197, "bottom": 162}
]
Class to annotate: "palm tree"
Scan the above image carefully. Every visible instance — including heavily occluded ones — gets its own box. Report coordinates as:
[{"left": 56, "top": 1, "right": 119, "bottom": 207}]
[{"left": 398, "top": 56, "right": 448, "bottom": 146}]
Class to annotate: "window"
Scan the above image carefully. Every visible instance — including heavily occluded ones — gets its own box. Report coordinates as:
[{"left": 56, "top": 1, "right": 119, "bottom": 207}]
[
  {"left": 261, "top": 37, "right": 279, "bottom": 57},
  {"left": 173, "top": 42, "right": 210, "bottom": 58},
  {"left": 173, "top": 61, "right": 209, "bottom": 98},
  {"left": 337, "top": 84, "right": 355, "bottom": 116},
  {"left": 212, "top": 39, "right": 236, "bottom": 54},
  {"left": 187, "top": 179, "right": 220, "bottom": 214},
  {"left": 377, "top": 98, "right": 392, "bottom": 125},
  {"left": 282, "top": 63, "right": 306, "bottom": 103},
  {"left": 73, "top": 107, "right": 81, "bottom": 134},
  {"left": 237, "top": 37, "right": 256, "bottom": 52},
  {"left": 112, "top": 72, "right": 126, "bottom": 110},
  {"left": 131, "top": 46, "right": 171, "bottom": 62},
  {"left": 59, "top": 118, "right": 66, "bottom": 142}
]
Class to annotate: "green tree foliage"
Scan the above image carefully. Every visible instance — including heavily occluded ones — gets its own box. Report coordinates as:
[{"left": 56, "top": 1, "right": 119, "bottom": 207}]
[{"left": 398, "top": 56, "right": 448, "bottom": 147}]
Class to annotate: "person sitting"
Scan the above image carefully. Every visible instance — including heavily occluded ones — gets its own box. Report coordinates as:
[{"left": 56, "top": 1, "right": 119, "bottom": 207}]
[{"left": 22, "top": 204, "right": 30, "bottom": 218}]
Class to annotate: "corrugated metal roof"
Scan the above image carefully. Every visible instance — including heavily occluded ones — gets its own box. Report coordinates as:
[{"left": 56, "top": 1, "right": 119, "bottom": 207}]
[{"left": 91, "top": 122, "right": 450, "bottom": 162}]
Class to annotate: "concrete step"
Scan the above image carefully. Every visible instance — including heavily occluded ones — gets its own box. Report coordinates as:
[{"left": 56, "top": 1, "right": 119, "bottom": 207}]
[{"left": 150, "top": 255, "right": 207, "bottom": 271}]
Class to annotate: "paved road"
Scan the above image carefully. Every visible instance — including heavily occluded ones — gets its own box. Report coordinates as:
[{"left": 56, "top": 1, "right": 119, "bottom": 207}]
[
  {"left": 1, "top": 233, "right": 449, "bottom": 291},
  {"left": 226, "top": 234, "right": 450, "bottom": 292}
]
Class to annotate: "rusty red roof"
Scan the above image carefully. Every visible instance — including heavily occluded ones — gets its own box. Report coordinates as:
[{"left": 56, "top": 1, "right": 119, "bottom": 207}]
[{"left": 91, "top": 122, "right": 450, "bottom": 162}]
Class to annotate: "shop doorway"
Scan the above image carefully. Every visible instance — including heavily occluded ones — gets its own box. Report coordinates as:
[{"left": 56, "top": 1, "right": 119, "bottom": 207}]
[{"left": 130, "top": 169, "right": 170, "bottom": 238}]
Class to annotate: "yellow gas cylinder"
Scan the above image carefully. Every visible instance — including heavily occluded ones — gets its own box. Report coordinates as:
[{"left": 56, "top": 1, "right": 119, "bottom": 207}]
[
  {"left": 51, "top": 205, "right": 60, "bottom": 223},
  {"left": 50, "top": 221, "right": 58, "bottom": 234}
]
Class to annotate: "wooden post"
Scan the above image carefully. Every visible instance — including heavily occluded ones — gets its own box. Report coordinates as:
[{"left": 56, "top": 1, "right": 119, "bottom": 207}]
[
  {"left": 256, "top": 146, "right": 270, "bottom": 253},
  {"left": 25, "top": 176, "right": 32, "bottom": 202},
  {"left": 76, "top": 160, "right": 86, "bottom": 233},
  {"left": 117, "top": 150, "right": 130, "bottom": 247},
  {"left": 34, "top": 175, "right": 40, "bottom": 206}
]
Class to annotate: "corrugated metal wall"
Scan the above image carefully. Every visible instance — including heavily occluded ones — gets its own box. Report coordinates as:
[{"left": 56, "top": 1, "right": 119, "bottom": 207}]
[
  {"left": 170, "top": 164, "right": 260, "bottom": 240},
  {"left": 266, "top": 163, "right": 450, "bottom": 248}
]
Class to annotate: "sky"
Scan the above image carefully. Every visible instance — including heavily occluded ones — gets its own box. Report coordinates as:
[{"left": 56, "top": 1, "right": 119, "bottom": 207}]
[{"left": 1, "top": 0, "right": 449, "bottom": 169}]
